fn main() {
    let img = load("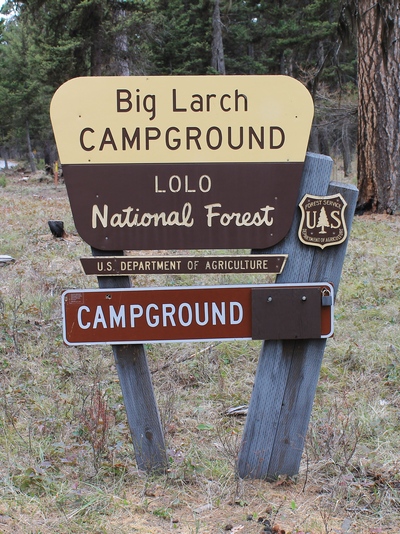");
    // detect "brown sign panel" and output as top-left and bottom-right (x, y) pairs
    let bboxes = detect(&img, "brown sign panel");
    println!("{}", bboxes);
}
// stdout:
(298, 193), (348, 249)
(63, 162), (303, 250)
(62, 283), (334, 345)
(80, 254), (288, 276)
(251, 286), (322, 340)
